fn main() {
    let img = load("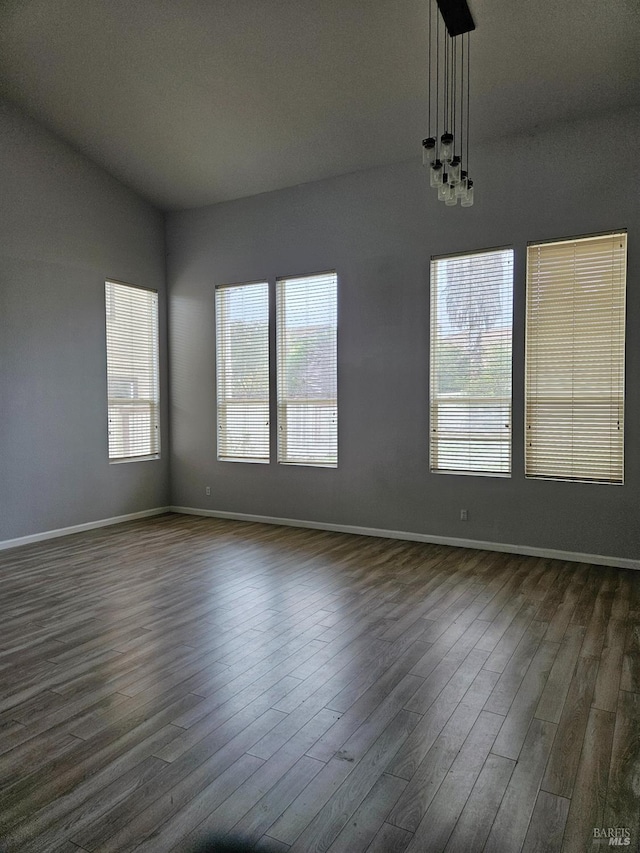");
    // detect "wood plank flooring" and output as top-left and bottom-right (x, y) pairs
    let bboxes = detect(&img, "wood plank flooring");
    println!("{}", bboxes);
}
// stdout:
(0, 513), (638, 853)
